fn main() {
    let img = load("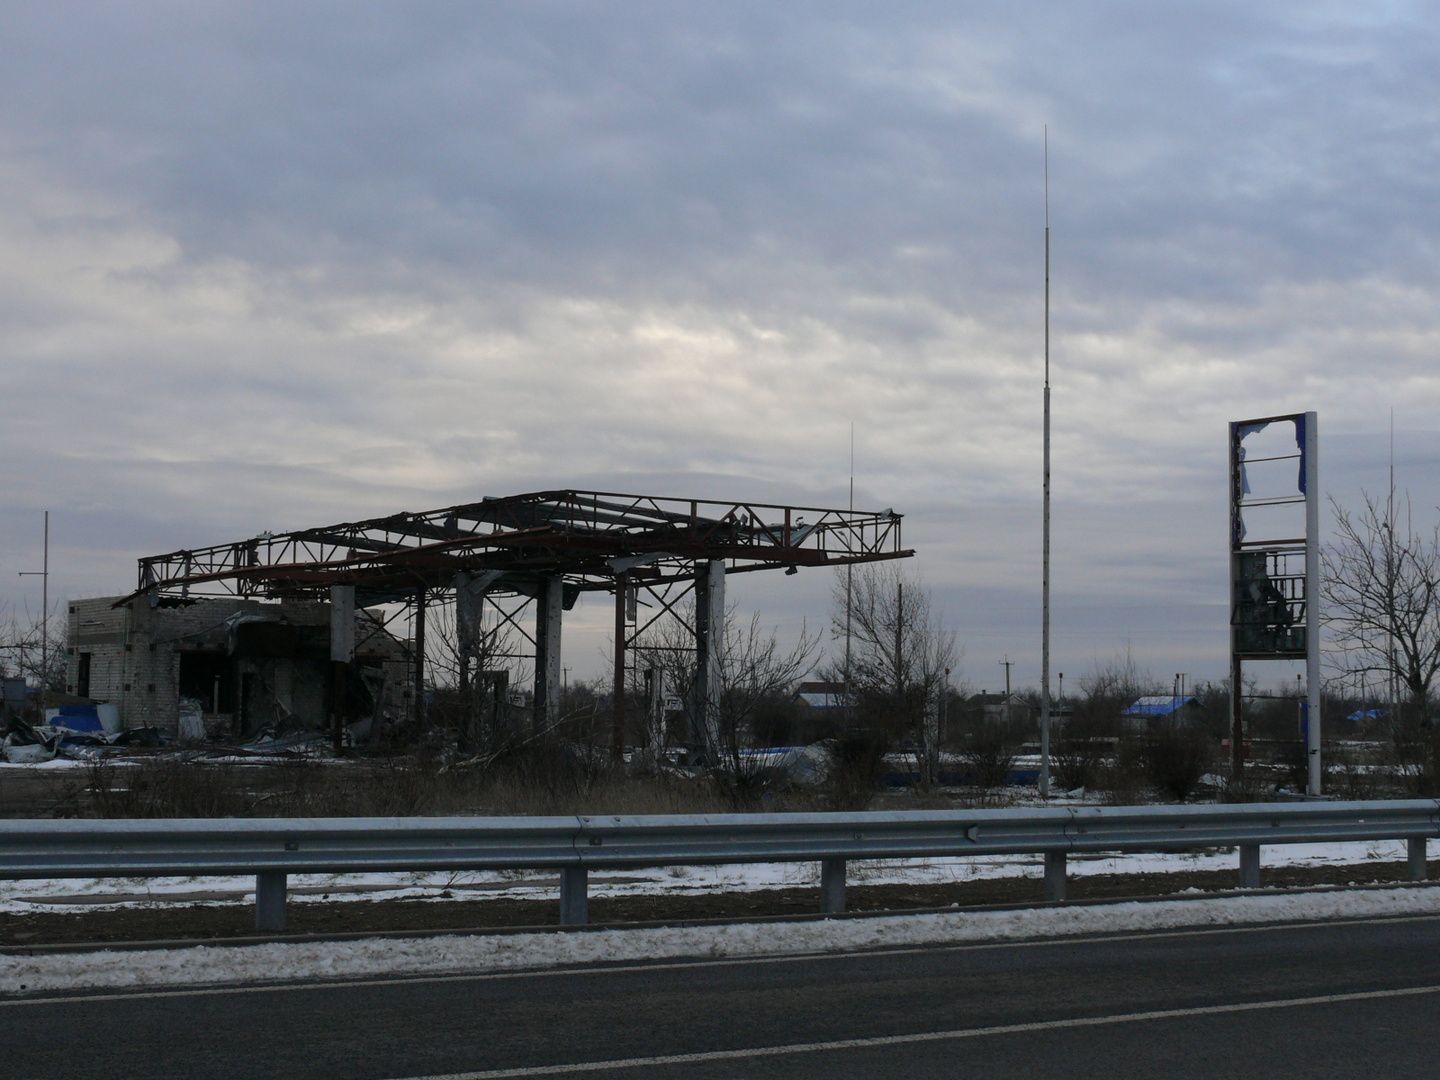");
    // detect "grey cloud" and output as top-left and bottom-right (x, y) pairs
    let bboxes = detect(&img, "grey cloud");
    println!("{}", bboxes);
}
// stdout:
(3, 2), (1439, 685)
